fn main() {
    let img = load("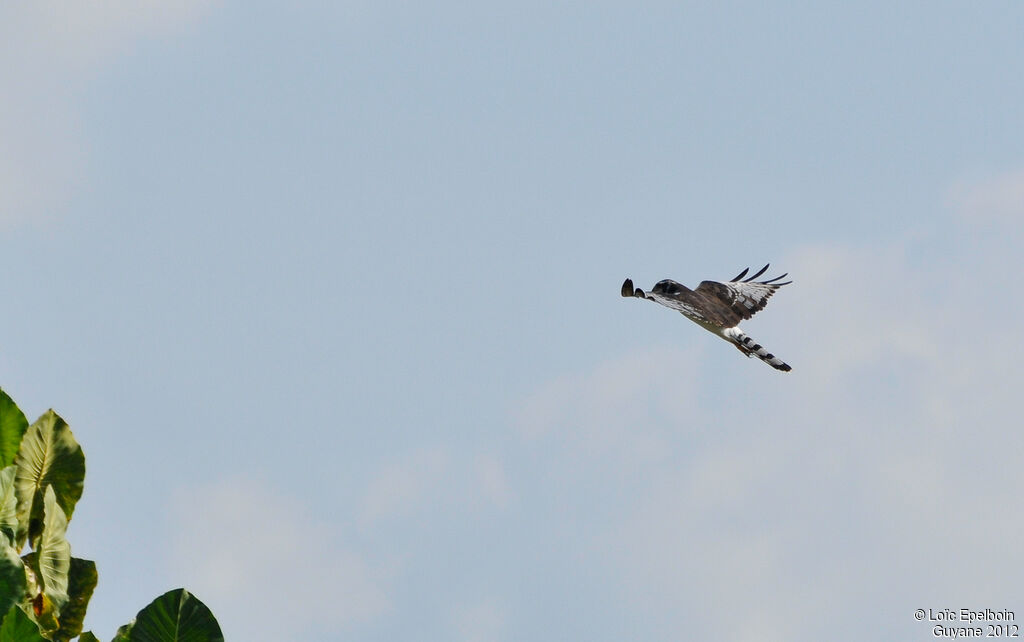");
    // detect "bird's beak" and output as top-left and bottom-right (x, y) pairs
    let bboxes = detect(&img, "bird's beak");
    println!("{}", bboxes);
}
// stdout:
(621, 279), (635, 297)
(621, 279), (646, 299)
